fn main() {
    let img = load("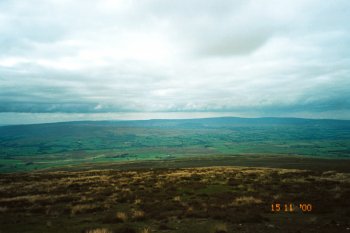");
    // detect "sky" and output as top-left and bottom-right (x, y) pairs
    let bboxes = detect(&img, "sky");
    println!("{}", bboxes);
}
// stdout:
(0, 0), (350, 124)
